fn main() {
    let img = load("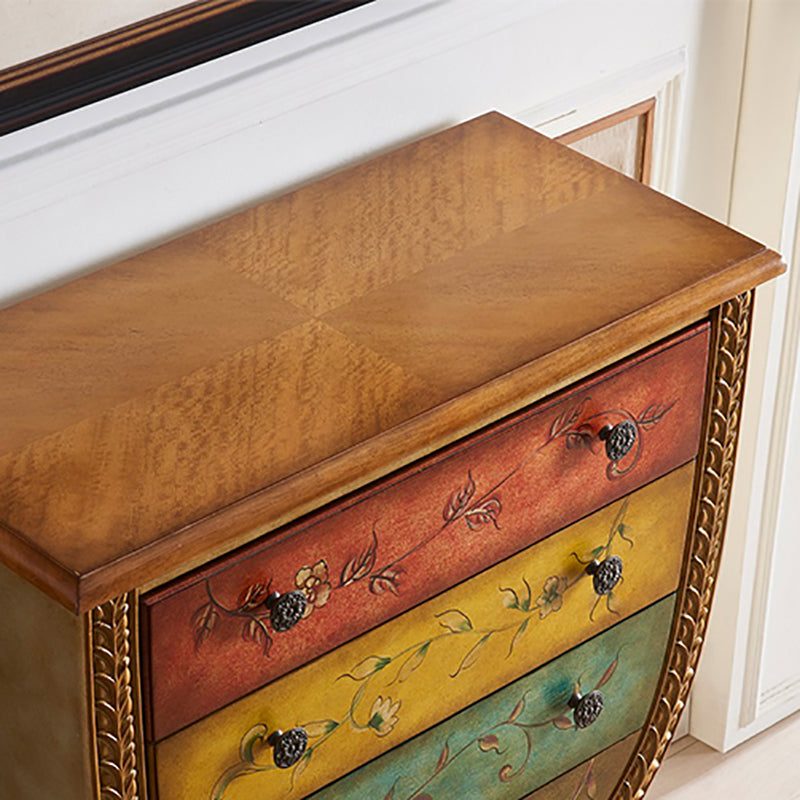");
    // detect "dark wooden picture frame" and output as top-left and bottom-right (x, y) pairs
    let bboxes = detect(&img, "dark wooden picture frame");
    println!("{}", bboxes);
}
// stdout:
(0, 0), (375, 138)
